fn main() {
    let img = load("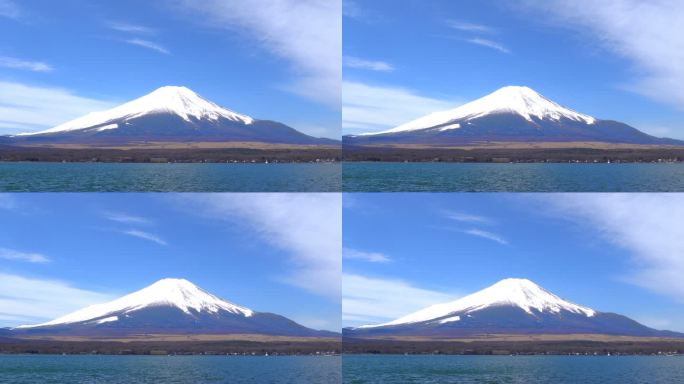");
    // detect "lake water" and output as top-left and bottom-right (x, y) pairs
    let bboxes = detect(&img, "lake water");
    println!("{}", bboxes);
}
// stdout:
(0, 163), (340, 192)
(0, 355), (341, 383)
(343, 355), (684, 383)
(343, 162), (684, 192)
